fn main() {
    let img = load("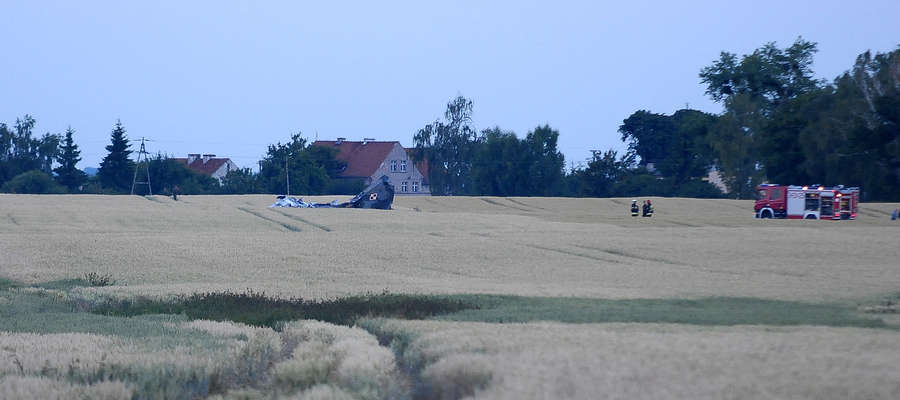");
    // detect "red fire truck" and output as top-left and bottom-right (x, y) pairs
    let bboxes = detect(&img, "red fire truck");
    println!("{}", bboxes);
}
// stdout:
(755, 184), (859, 220)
